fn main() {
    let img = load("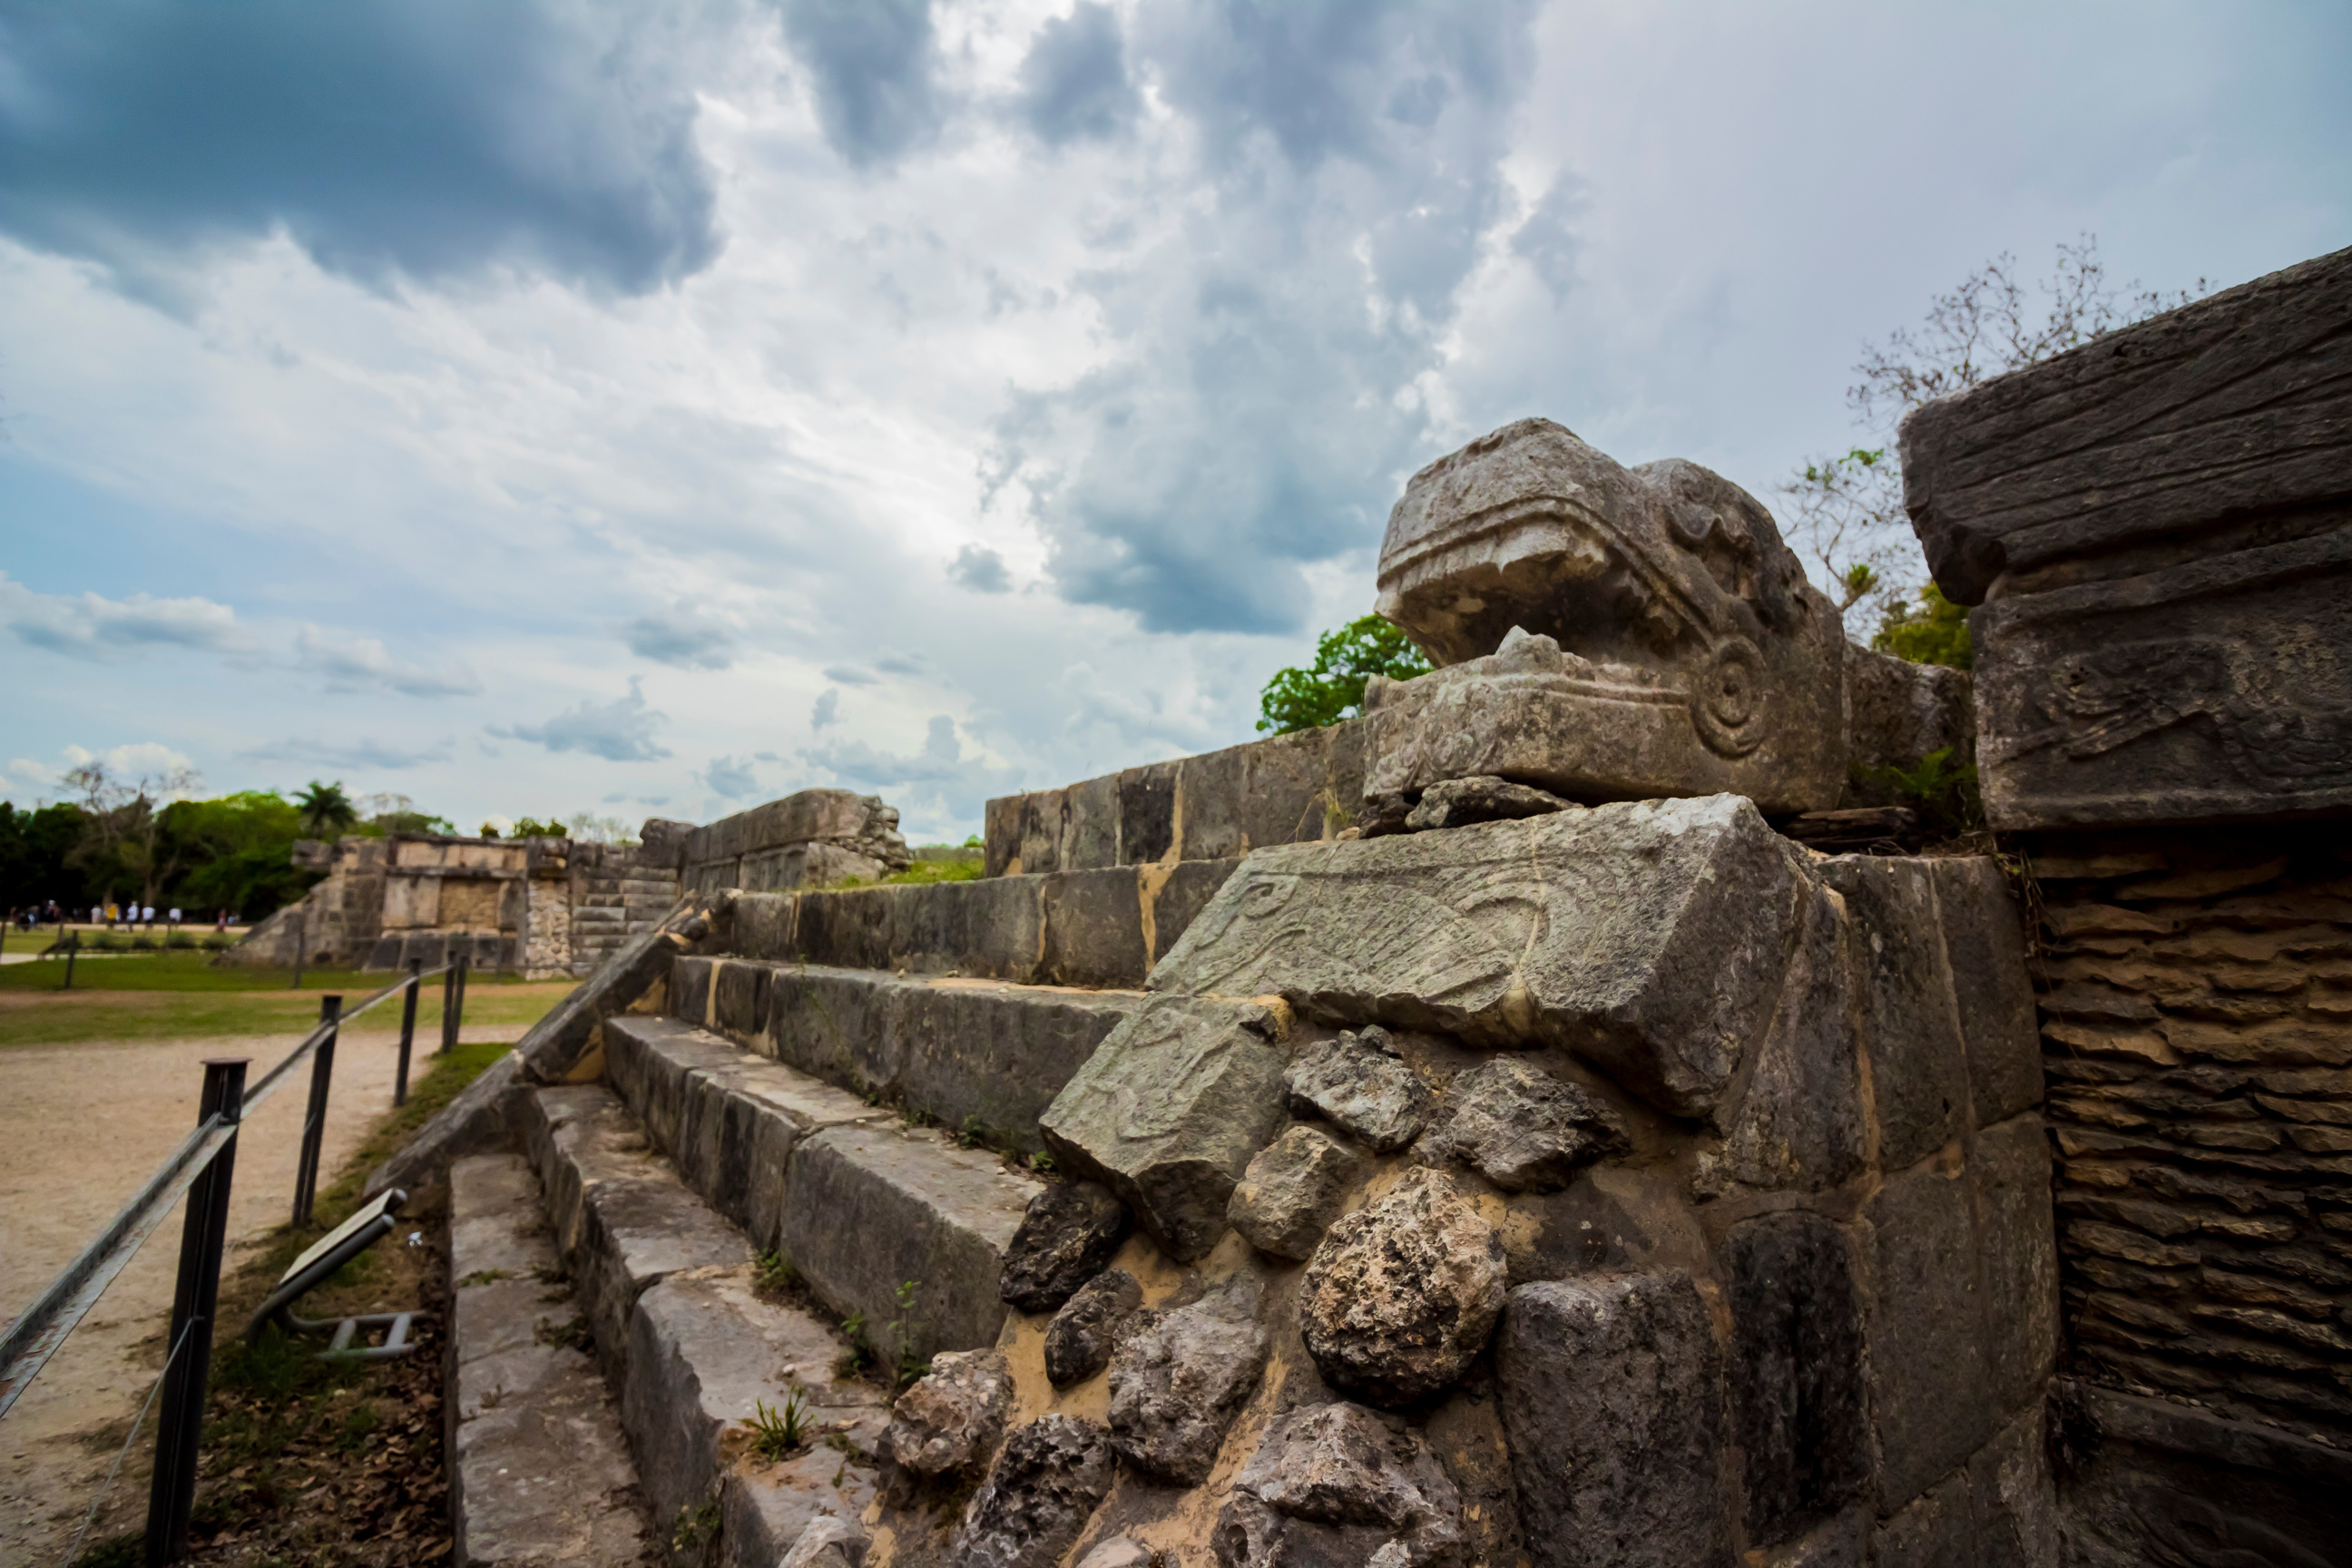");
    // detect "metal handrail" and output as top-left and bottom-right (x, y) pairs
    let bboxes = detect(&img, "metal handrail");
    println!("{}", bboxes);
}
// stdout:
(0, 960), (458, 1423)
(240, 964), (450, 1114)
(0, 1115), (238, 1420)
